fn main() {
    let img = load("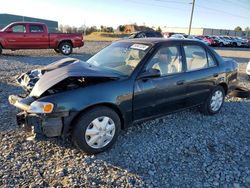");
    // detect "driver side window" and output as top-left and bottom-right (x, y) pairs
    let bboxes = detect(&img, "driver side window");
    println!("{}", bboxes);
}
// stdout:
(11, 25), (26, 33)
(146, 46), (182, 76)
